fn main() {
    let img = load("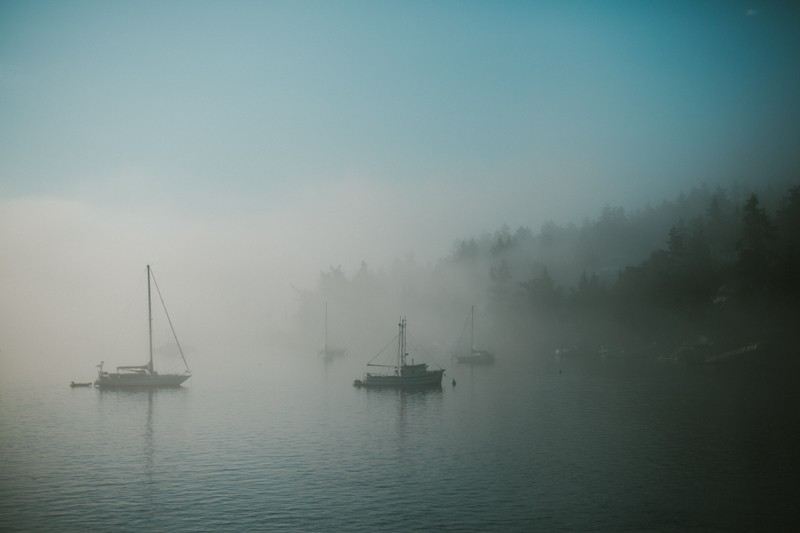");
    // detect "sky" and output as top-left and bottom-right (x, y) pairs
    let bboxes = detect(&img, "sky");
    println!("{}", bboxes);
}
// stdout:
(1, 1), (799, 380)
